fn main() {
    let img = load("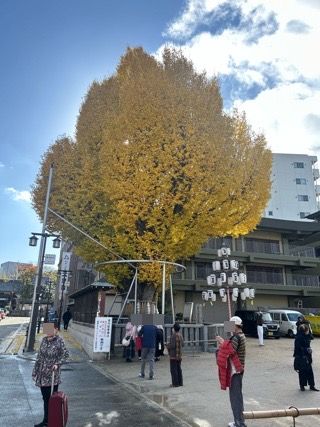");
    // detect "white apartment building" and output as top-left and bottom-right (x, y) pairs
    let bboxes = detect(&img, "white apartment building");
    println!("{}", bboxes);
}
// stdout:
(264, 153), (320, 221)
